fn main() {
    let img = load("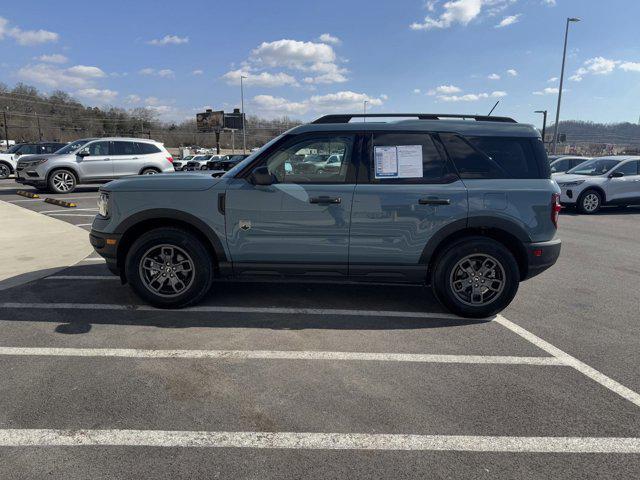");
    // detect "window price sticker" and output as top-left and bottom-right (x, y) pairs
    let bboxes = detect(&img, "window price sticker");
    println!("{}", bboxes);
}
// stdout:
(374, 145), (423, 178)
